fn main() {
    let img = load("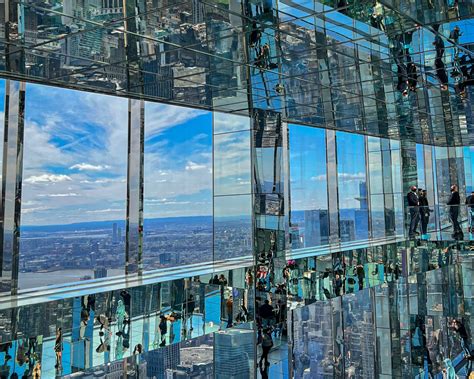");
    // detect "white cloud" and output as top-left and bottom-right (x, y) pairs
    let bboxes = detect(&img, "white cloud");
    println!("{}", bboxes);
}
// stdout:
(70, 163), (111, 171)
(185, 161), (207, 171)
(24, 174), (72, 184)
(145, 103), (207, 137)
